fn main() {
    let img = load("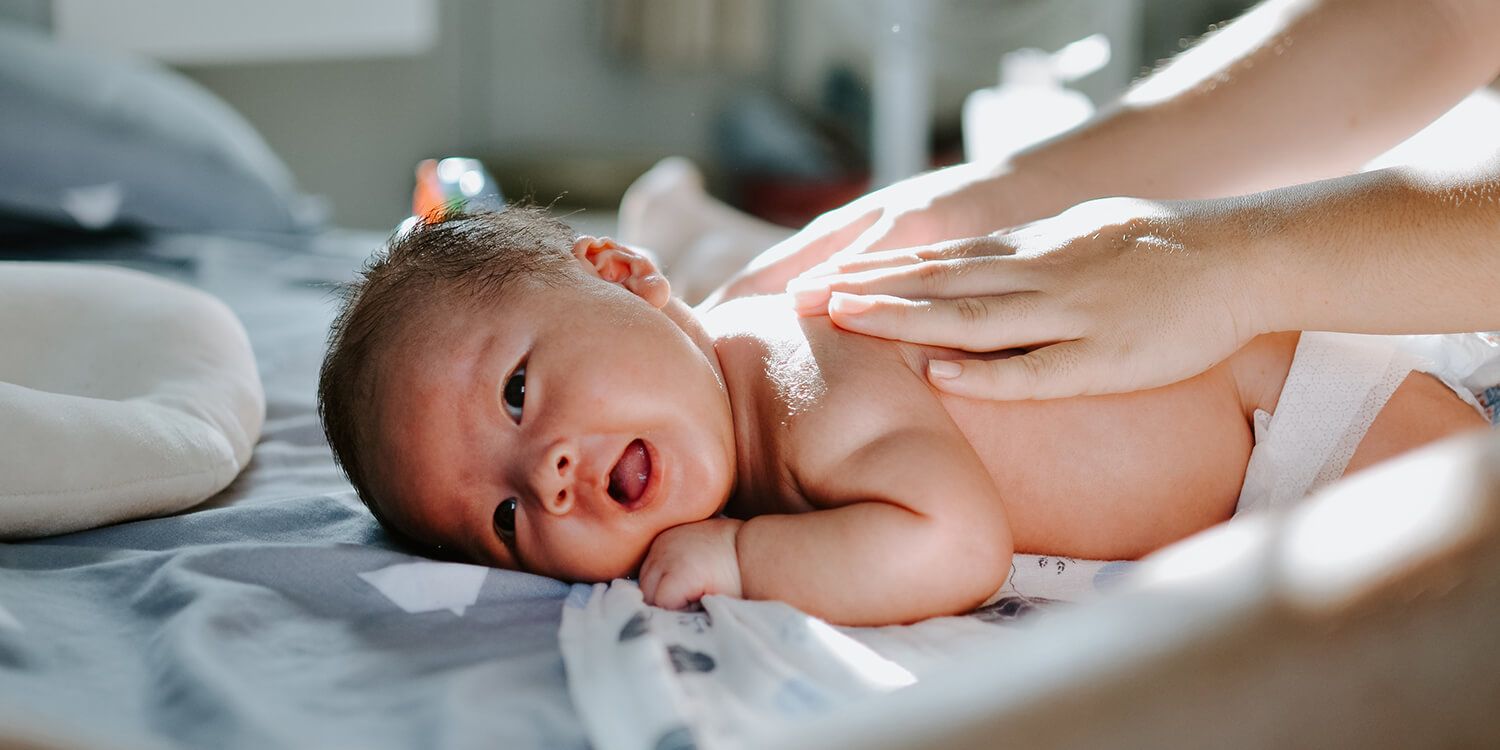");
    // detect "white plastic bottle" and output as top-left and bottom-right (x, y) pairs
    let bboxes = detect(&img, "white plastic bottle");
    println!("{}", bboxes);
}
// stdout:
(962, 34), (1107, 165)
